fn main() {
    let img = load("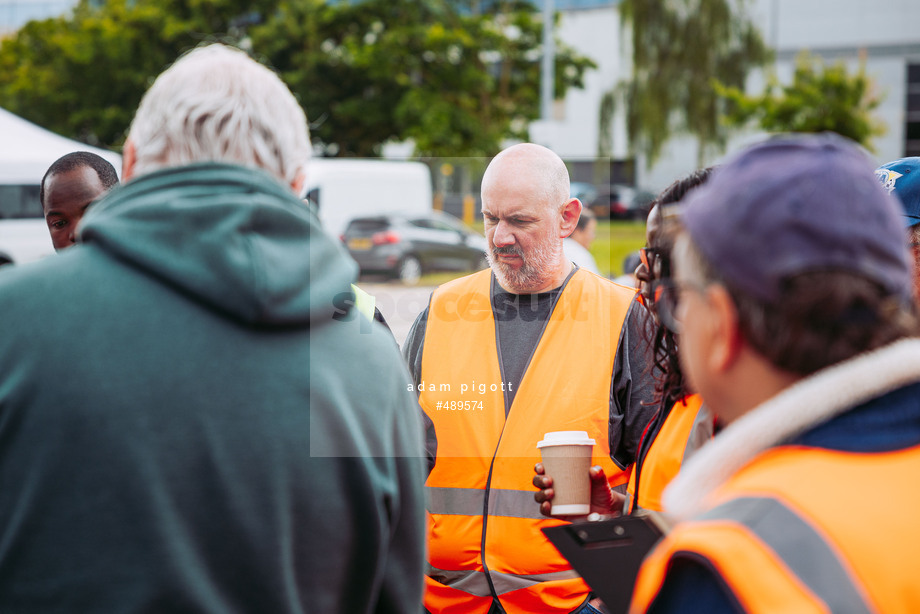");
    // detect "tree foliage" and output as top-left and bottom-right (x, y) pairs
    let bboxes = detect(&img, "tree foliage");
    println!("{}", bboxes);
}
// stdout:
(0, 0), (595, 157)
(250, 0), (594, 157)
(0, 0), (271, 146)
(619, 0), (771, 166)
(716, 51), (886, 151)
